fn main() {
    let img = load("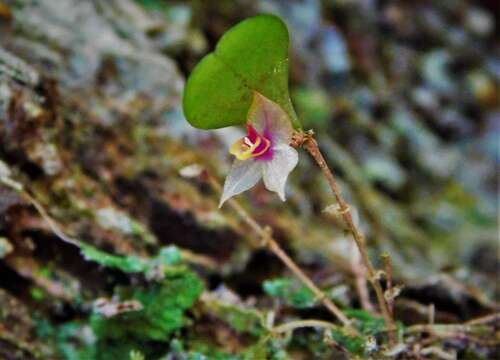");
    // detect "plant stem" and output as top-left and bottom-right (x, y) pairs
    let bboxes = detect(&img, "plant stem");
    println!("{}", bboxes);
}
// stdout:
(272, 319), (341, 334)
(466, 312), (500, 325)
(405, 323), (493, 337)
(381, 252), (394, 316)
(205, 173), (354, 330)
(353, 254), (374, 312)
(302, 135), (397, 344)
